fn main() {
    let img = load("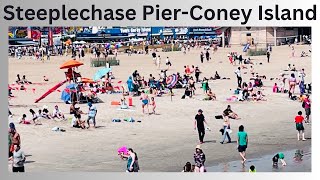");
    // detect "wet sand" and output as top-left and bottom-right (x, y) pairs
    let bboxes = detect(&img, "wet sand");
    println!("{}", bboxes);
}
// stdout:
(207, 147), (311, 172)
(8, 45), (311, 172)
